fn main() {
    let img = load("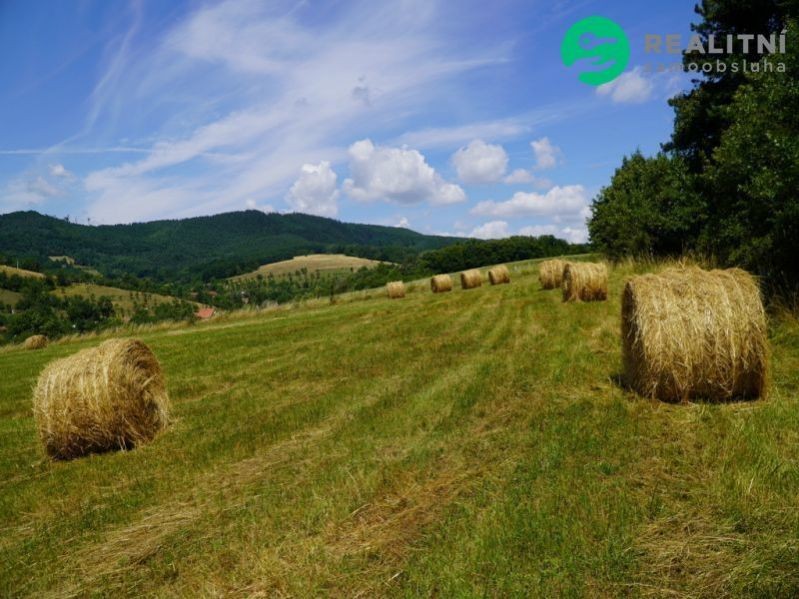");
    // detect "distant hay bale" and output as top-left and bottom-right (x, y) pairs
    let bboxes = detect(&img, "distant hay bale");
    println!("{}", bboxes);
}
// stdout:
(622, 267), (768, 402)
(460, 269), (483, 290)
(539, 259), (567, 289)
(386, 281), (406, 299)
(430, 274), (453, 293)
(562, 262), (608, 302)
(32, 338), (170, 460)
(24, 335), (48, 350)
(488, 265), (511, 285)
